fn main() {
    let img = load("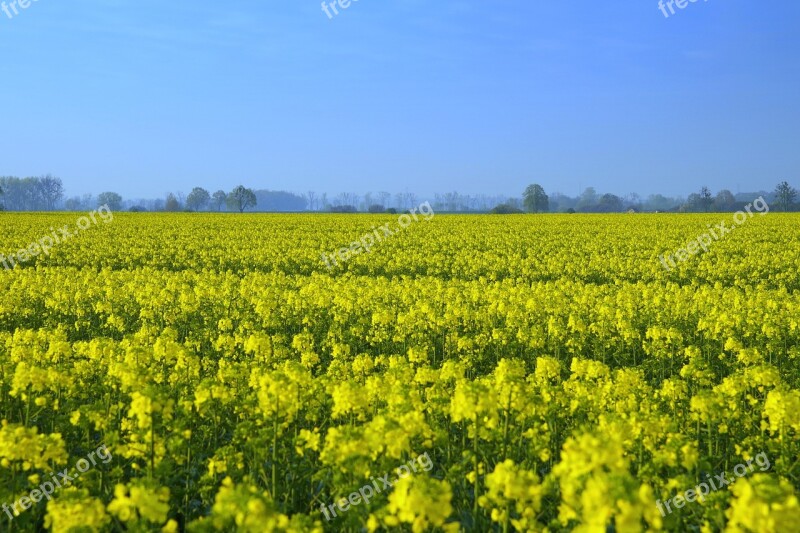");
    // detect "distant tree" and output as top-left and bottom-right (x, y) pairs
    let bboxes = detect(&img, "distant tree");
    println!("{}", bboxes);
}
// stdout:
(165, 193), (181, 212)
(442, 191), (464, 212)
(64, 197), (82, 211)
(503, 198), (522, 211)
(699, 187), (714, 212)
(330, 205), (358, 213)
(97, 192), (123, 211)
(475, 194), (490, 211)
(714, 190), (737, 211)
(597, 194), (624, 212)
(63, 194), (93, 211)
(393, 192), (405, 210)
(306, 191), (317, 211)
(39, 175), (64, 210)
(576, 187), (598, 212)
(645, 194), (677, 212)
(523, 184), (549, 213)
(775, 181), (797, 211)
(212, 190), (227, 211)
(684, 193), (703, 213)
(129, 205), (148, 212)
(186, 187), (211, 211)
(0, 177), (28, 210)
(623, 193), (642, 211)
(362, 192), (374, 211)
(252, 190), (307, 212)
(21, 177), (45, 209)
(490, 203), (524, 214)
(368, 204), (386, 213)
(227, 185), (257, 213)
(334, 193), (360, 209)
